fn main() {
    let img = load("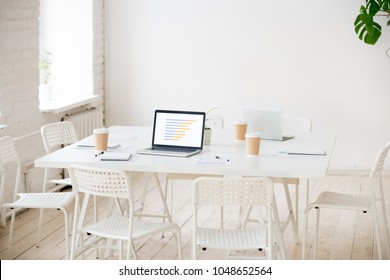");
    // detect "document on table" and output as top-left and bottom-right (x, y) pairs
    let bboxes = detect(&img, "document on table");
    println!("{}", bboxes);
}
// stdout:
(98, 151), (132, 161)
(193, 155), (231, 166)
(277, 148), (326, 156)
(76, 138), (121, 149)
